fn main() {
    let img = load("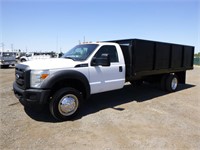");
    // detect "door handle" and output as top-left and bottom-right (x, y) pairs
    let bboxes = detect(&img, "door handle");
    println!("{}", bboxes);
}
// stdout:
(119, 66), (123, 72)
